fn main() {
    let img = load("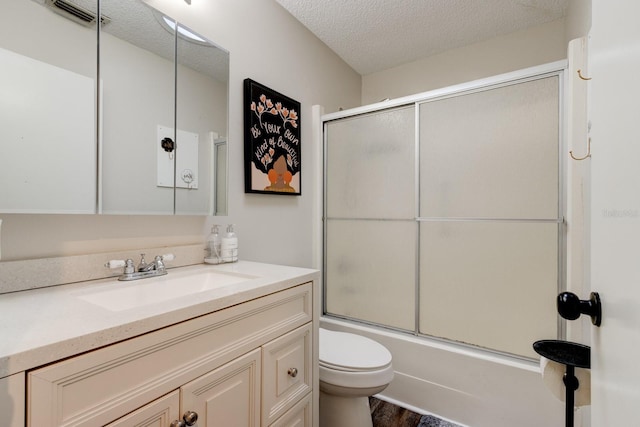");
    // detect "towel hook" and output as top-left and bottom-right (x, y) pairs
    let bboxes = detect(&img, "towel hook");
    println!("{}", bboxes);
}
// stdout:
(577, 69), (592, 81)
(570, 137), (591, 161)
